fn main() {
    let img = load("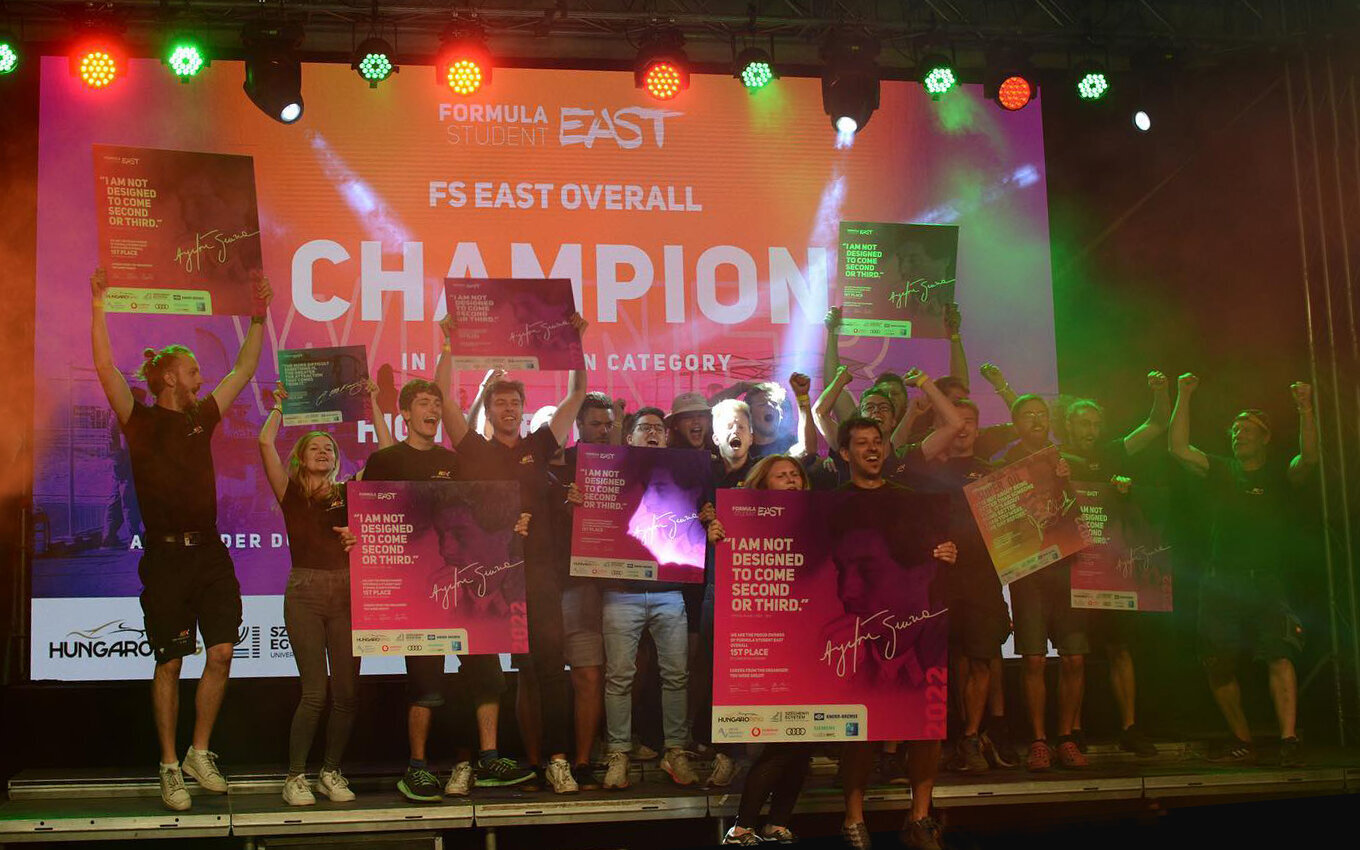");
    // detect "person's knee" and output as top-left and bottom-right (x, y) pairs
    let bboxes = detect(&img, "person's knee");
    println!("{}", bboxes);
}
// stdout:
(1060, 654), (1085, 672)
(298, 680), (329, 711)
(204, 643), (234, 670)
(1202, 655), (1236, 686)
(1268, 657), (1295, 678)
(1022, 655), (1046, 674)
(574, 665), (603, 690)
